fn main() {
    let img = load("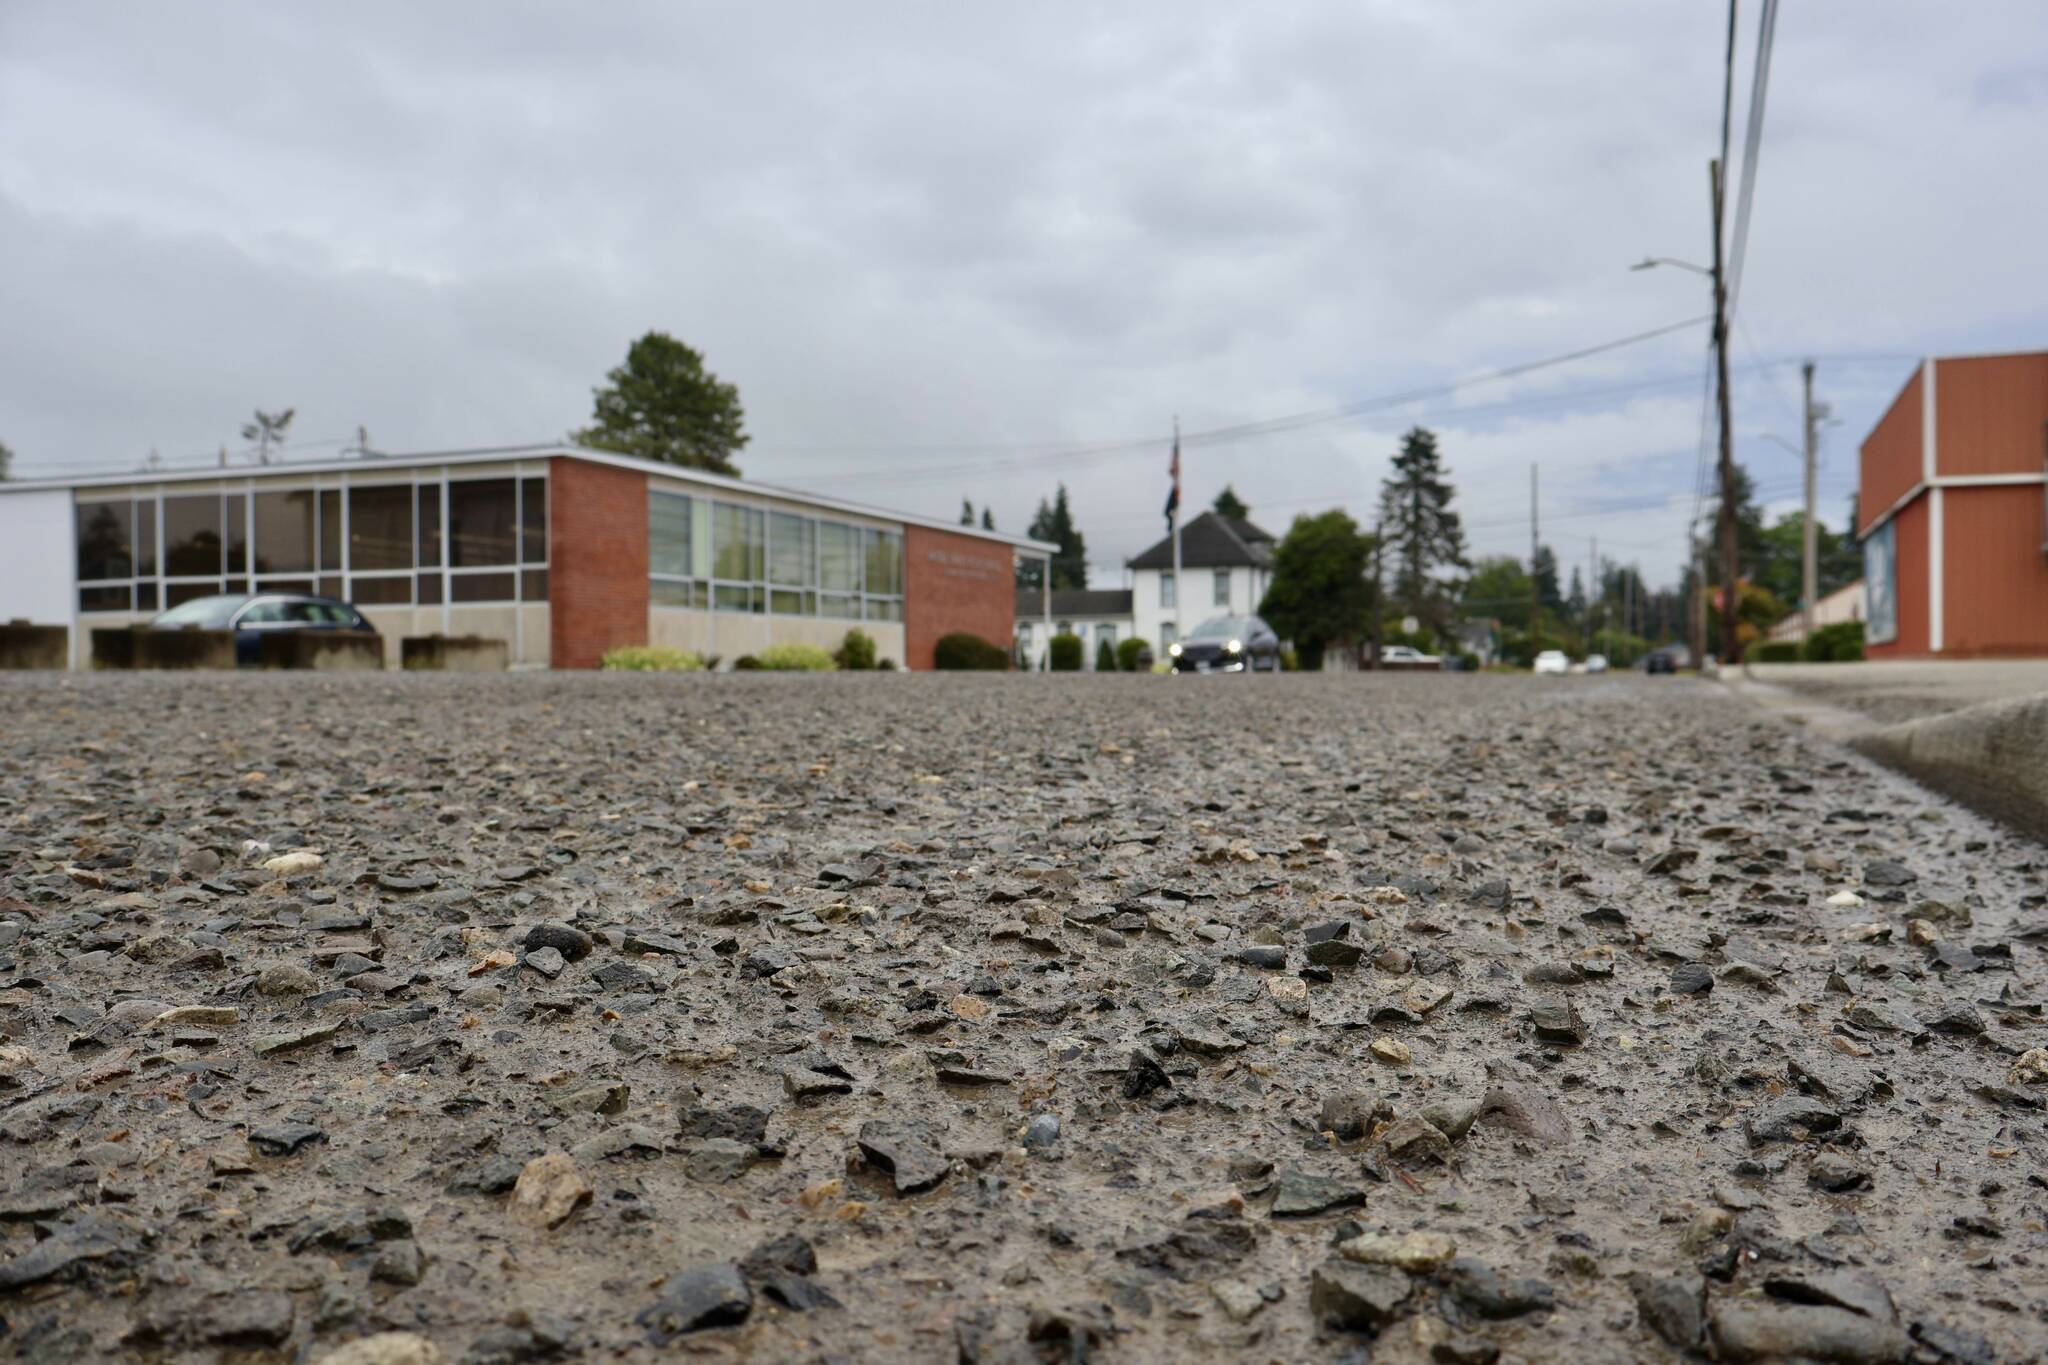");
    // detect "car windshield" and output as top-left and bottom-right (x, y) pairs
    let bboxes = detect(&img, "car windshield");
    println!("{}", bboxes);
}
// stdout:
(152, 595), (248, 629)
(1187, 616), (1249, 640)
